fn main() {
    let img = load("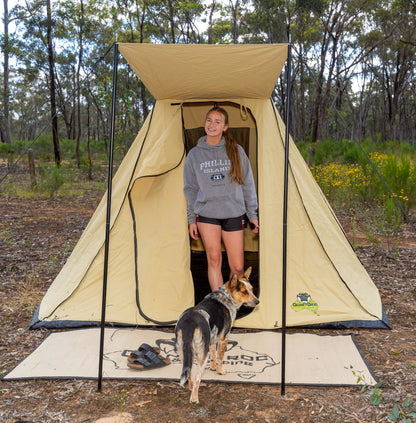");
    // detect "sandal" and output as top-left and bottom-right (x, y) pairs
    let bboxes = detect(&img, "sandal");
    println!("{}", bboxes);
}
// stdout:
(127, 349), (171, 370)
(128, 343), (161, 364)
